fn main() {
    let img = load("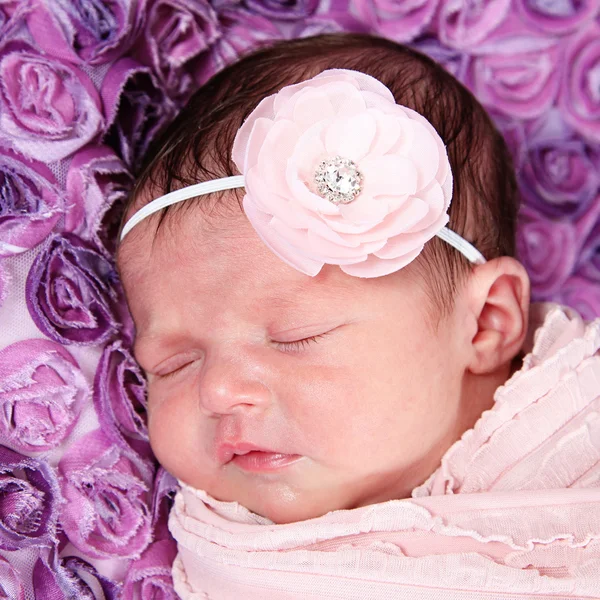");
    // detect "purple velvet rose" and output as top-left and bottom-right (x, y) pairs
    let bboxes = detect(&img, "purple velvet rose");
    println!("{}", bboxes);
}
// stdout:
(122, 539), (178, 600)
(244, 0), (319, 20)
(27, 0), (140, 65)
(0, 339), (89, 453)
(0, 445), (60, 551)
(0, 149), (62, 258)
(60, 556), (120, 600)
(516, 206), (578, 298)
(136, 0), (221, 99)
(520, 112), (600, 219)
(0, 41), (104, 162)
(94, 340), (149, 457)
(26, 233), (122, 345)
(469, 43), (561, 119)
(0, 555), (25, 599)
(209, 7), (281, 71)
(515, 0), (599, 36)
(59, 429), (153, 559)
(65, 145), (133, 255)
(556, 274), (600, 320)
(351, 0), (439, 42)
(560, 23), (600, 142)
(437, 0), (511, 50)
(102, 58), (177, 170)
